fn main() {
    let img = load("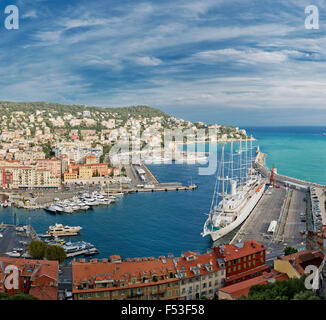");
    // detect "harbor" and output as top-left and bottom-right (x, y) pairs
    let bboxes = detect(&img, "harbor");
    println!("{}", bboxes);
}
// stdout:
(6, 162), (197, 212)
